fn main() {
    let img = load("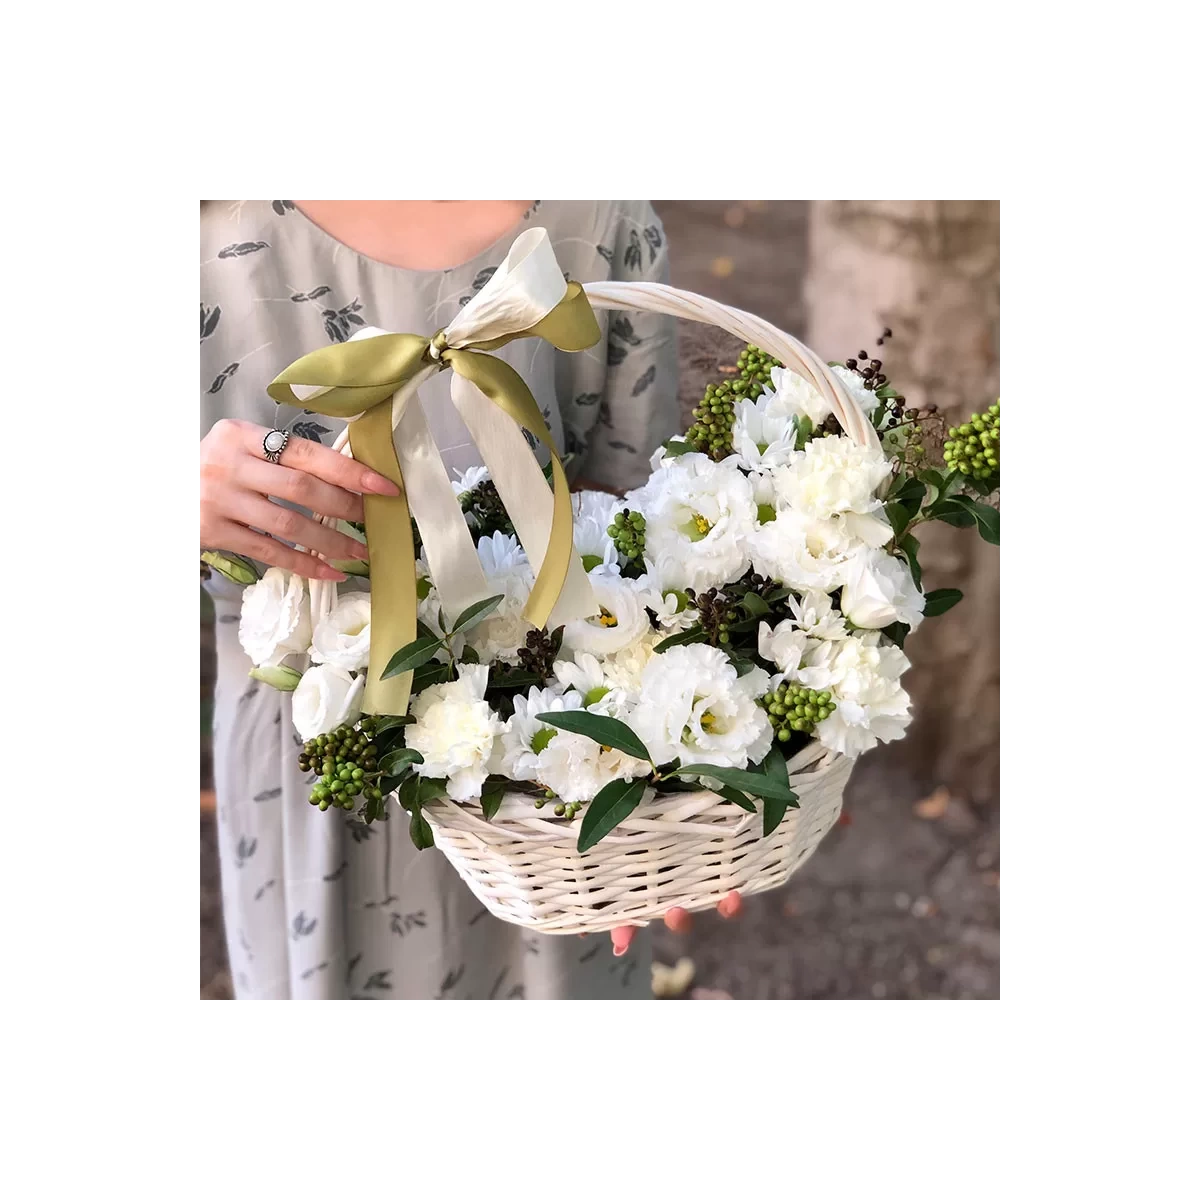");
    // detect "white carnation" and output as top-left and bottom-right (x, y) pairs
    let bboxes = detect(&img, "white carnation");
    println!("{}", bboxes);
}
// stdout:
(493, 684), (581, 781)
(763, 365), (834, 427)
(627, 454), (757, 592)
(830, 364), (885, 418)
(840, 547), (925, 632)
(238, 568), (311, 667)
(730, 393), (796, 473)
(291, 663), (364, 741)
(309, 592), (371, 672)
(629, 643), (773, 770)
(408, 664), (504, 801)
(464, 532), (535, 664)
(771, 435), (891, 524)
(801, 632), (912, 757)
(562, 571), (651, 657)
